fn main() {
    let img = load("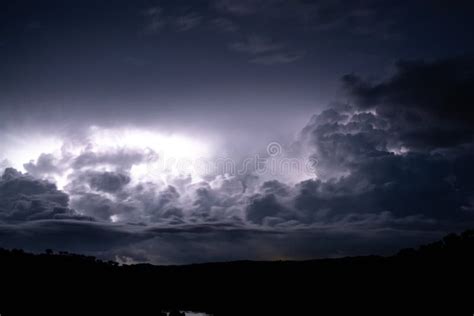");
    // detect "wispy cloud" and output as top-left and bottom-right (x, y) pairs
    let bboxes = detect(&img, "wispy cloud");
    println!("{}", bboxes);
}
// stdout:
(250, 52), (305, 65)
(142, 6), (165, 33)
(175, 13), (203, 32)
(142, 7), (204, 34)
(229, 35), (284, 55)
(228, 34), (304, 65)
(213, 0), (261, 16)
(212, 17), (239, 33)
